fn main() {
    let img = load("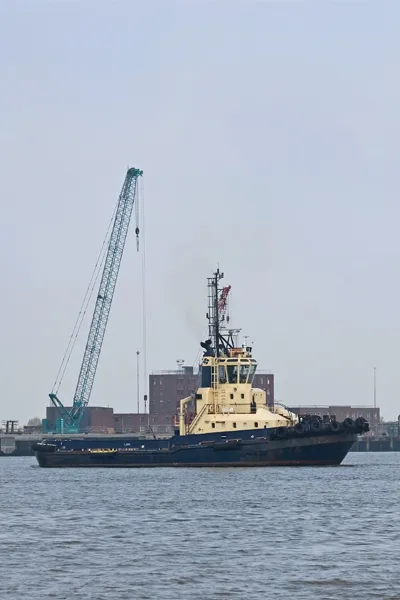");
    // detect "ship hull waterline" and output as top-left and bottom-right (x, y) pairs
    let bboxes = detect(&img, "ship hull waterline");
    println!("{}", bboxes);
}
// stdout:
(34, 432), (358, 468)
